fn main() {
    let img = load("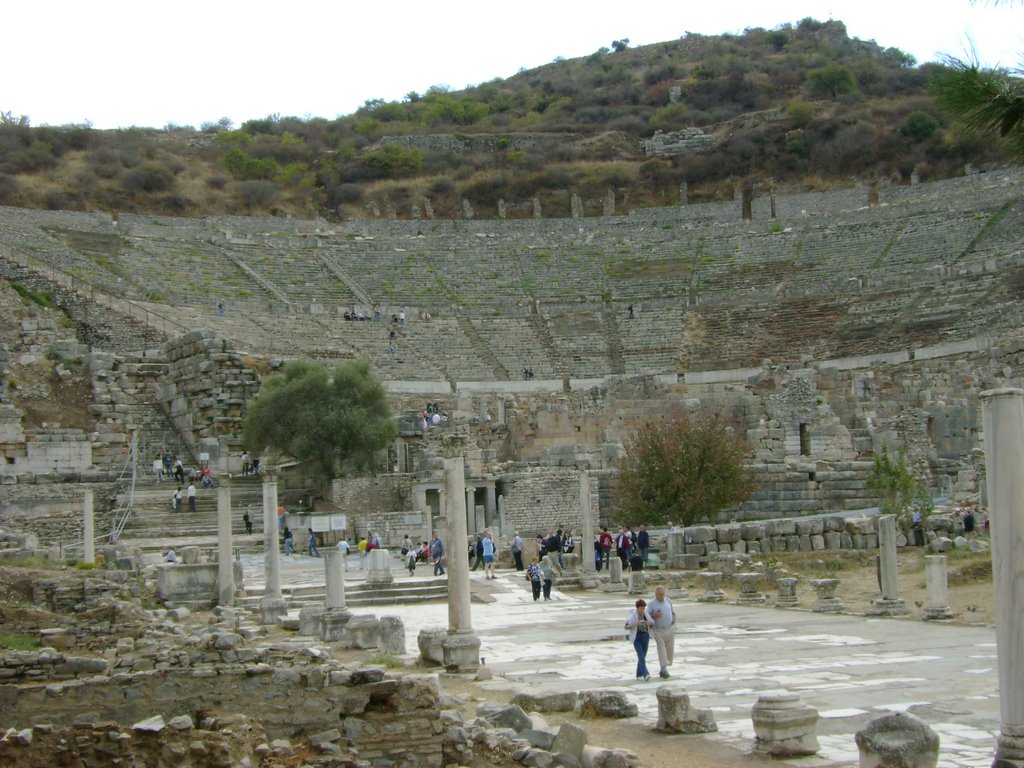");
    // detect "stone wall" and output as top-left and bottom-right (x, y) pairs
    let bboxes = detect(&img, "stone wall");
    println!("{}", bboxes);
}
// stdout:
(1, 661), (444, 766)
(499, 469), (584, 535)
(158, 331), (259, 470)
